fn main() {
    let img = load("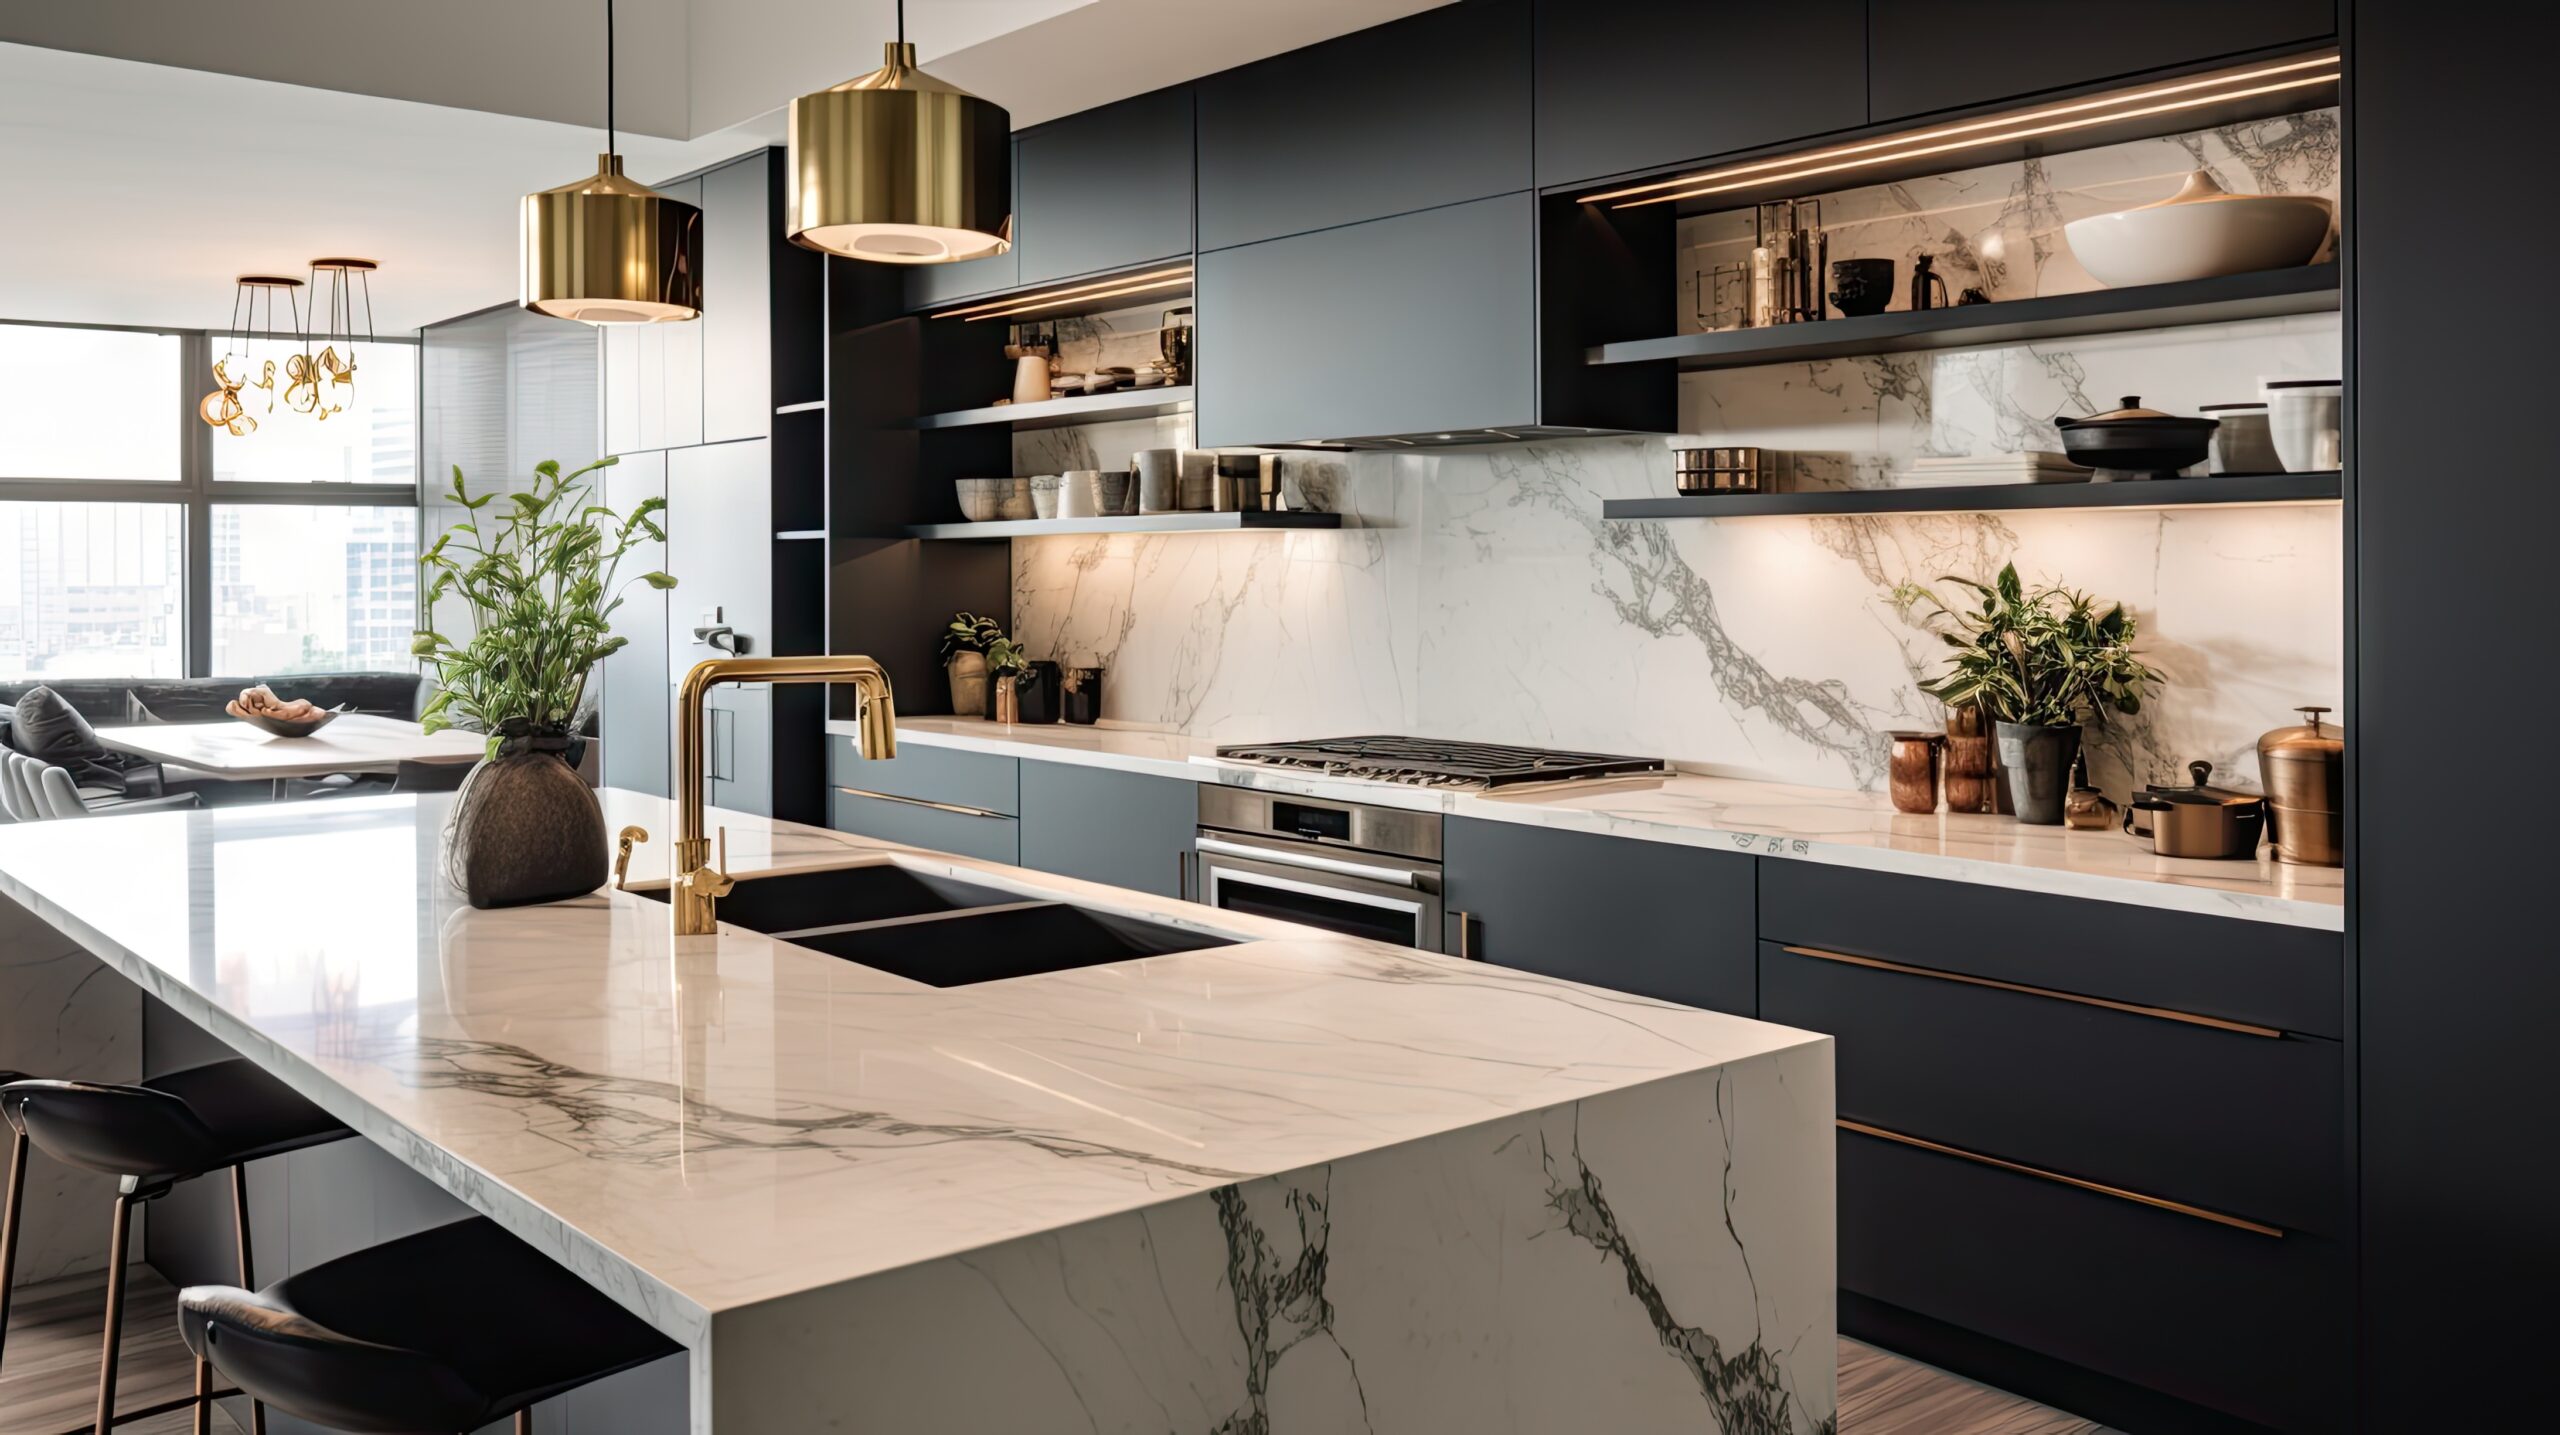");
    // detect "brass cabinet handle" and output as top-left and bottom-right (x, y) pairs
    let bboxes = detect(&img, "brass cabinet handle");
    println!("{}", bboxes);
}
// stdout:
(1451, 909), (1474, 960)
(834, 787), (1008, 820)
(1779, 944), (2283, 1039)
(1838, 1118), (2284, 1238)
